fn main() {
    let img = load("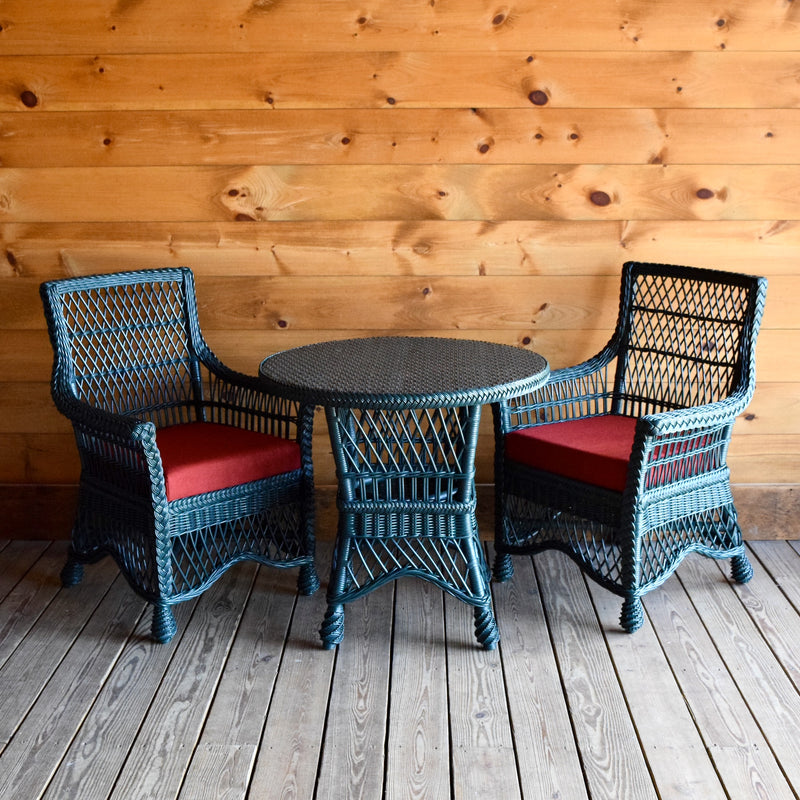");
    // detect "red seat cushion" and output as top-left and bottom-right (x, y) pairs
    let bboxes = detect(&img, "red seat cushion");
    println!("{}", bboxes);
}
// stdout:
(505, 415), (638, 493)
(156, 422), (301, 501)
